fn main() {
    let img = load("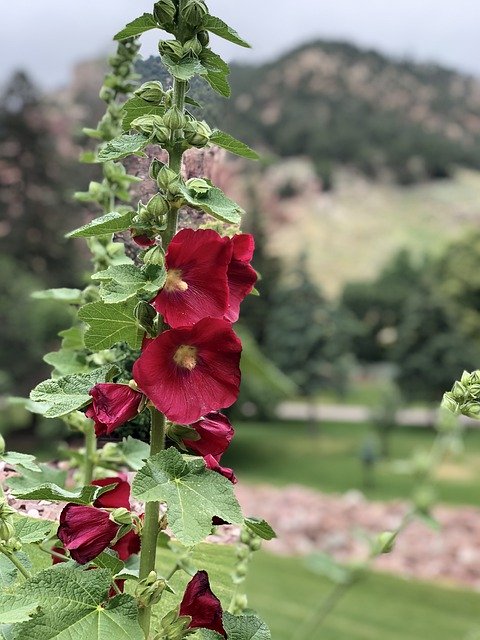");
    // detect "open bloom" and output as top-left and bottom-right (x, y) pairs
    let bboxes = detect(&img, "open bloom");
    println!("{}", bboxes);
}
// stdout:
(224, 233), (257, 323)
(57, 476), (140, 564)
(183, 412), (234, 459)
(151, 228), (232, 328)
(179, 570), (226, 637)
(204, 454), (237, 484)
(86, 383), (143, 437)
(133, 318), (242, 424)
